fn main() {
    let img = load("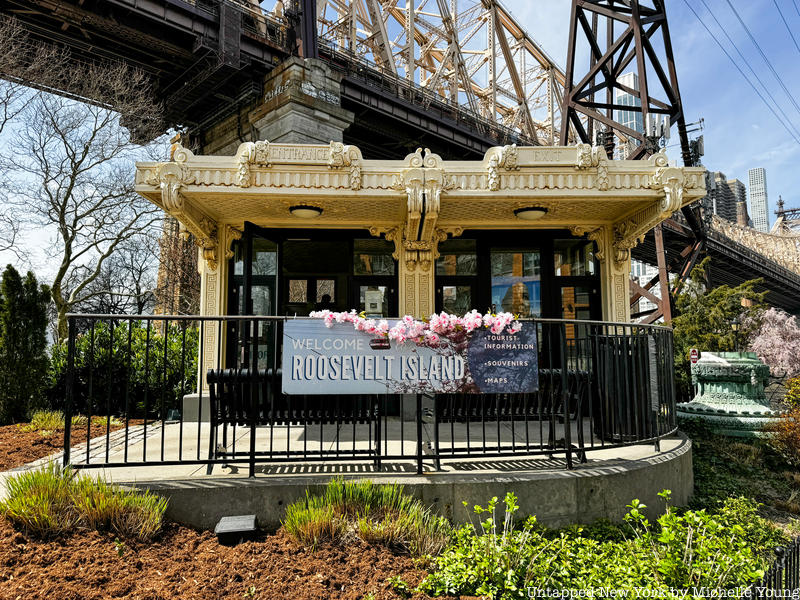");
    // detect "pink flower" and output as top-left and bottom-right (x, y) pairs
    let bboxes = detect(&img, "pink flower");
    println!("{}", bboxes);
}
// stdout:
(308, 309), (523, 346)
(425, 332), (441, 346)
